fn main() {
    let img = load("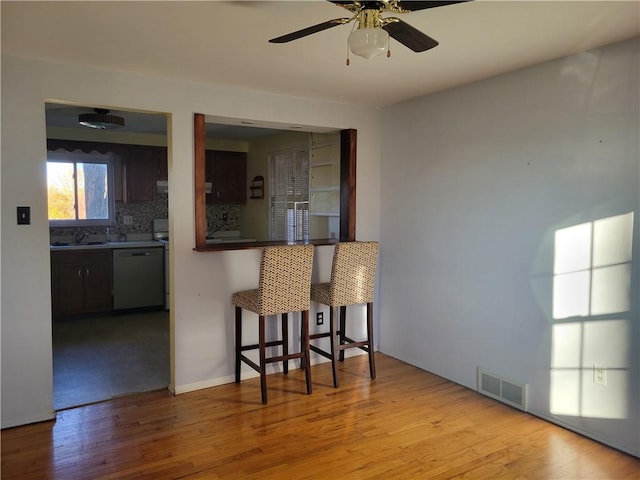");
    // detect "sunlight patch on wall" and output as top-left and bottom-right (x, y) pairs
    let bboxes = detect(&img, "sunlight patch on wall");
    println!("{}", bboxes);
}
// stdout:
(593, 213), (634, 266)
(553, 213), (633, 319)
(554, 222), (591, 273)
(550, 212), (633, 419)
(551, 319), (630, 418)
(553, 271), (590, 319)
(591, 264), (631, 315)
(582, 319), (630, 418)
